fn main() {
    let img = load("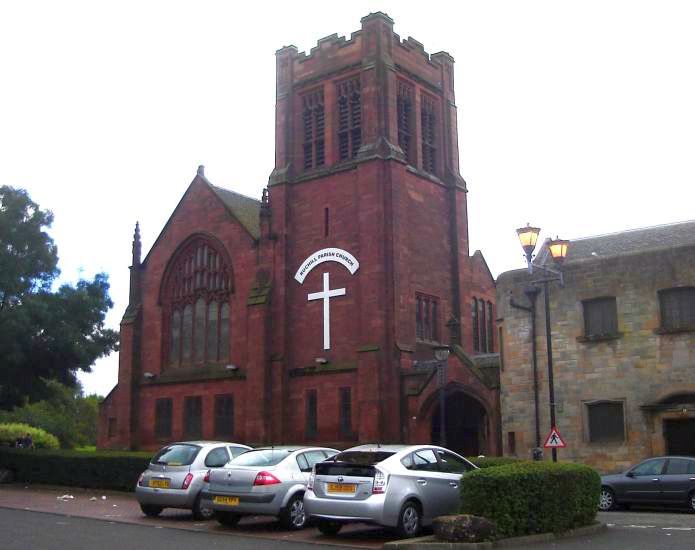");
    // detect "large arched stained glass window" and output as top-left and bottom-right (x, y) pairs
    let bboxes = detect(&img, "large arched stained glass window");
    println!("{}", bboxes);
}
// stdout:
(162, 236), (233, 367)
